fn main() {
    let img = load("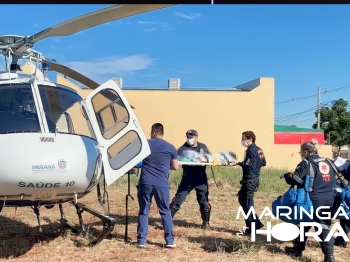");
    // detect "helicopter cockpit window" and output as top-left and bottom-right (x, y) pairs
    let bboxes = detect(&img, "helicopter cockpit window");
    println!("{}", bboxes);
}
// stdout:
(38, 84), (95, 139)
(0, 84), (41, 134)
(91, 88), (130, 140)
